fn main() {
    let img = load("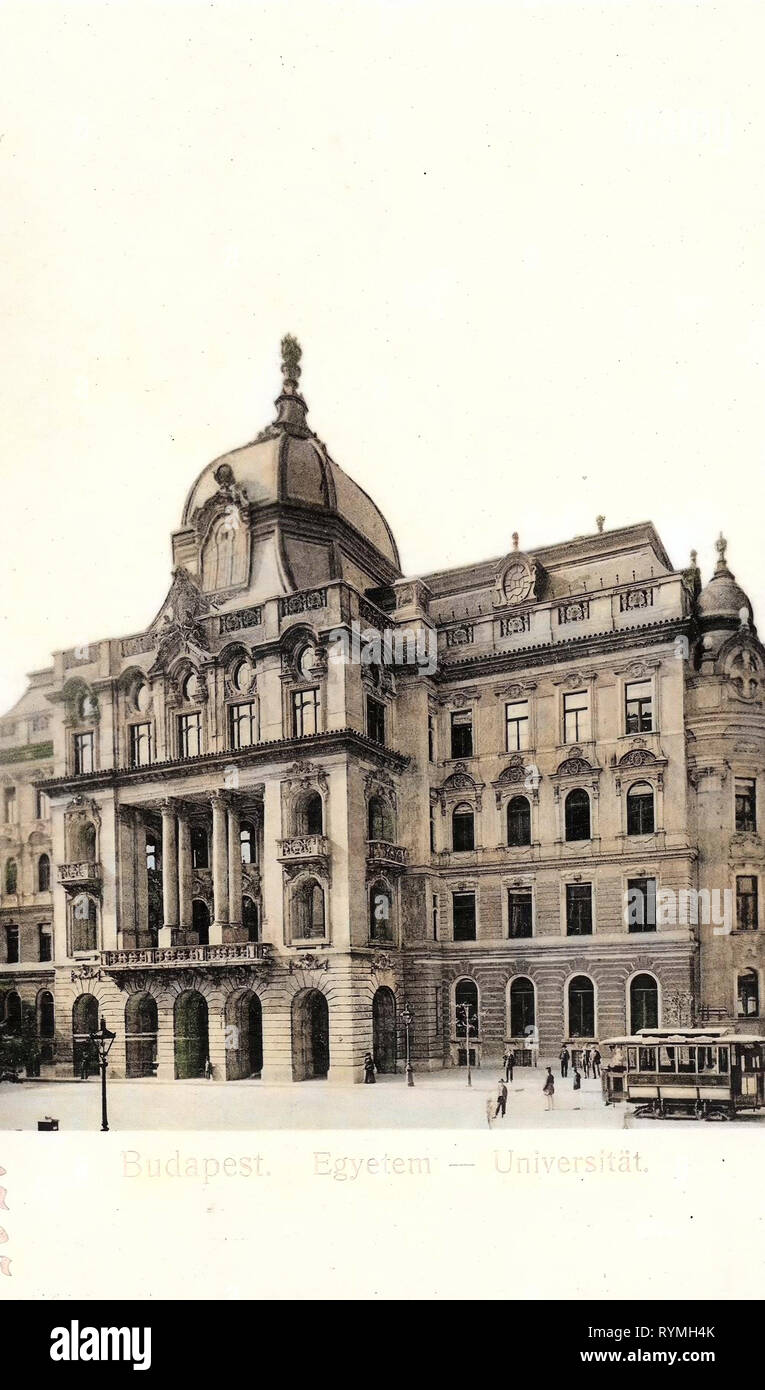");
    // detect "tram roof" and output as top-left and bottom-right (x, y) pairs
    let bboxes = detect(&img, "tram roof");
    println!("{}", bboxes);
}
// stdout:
(603, 1030), (765, 1046)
